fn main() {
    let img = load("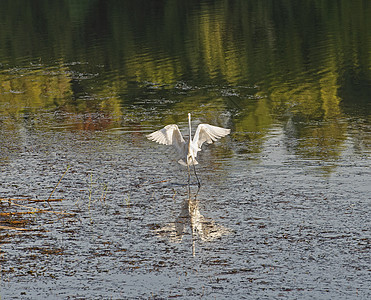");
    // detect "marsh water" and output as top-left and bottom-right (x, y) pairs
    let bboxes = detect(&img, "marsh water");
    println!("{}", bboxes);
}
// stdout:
(1, 1), (370, 299)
